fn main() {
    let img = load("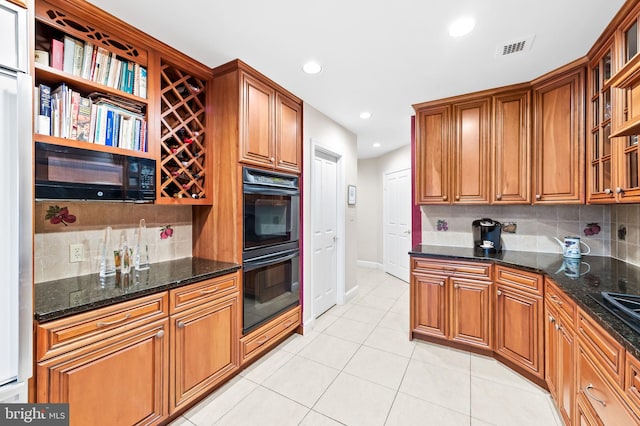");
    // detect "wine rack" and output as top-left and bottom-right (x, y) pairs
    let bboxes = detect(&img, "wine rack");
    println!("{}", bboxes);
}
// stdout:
(159, 62), (209, 203)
